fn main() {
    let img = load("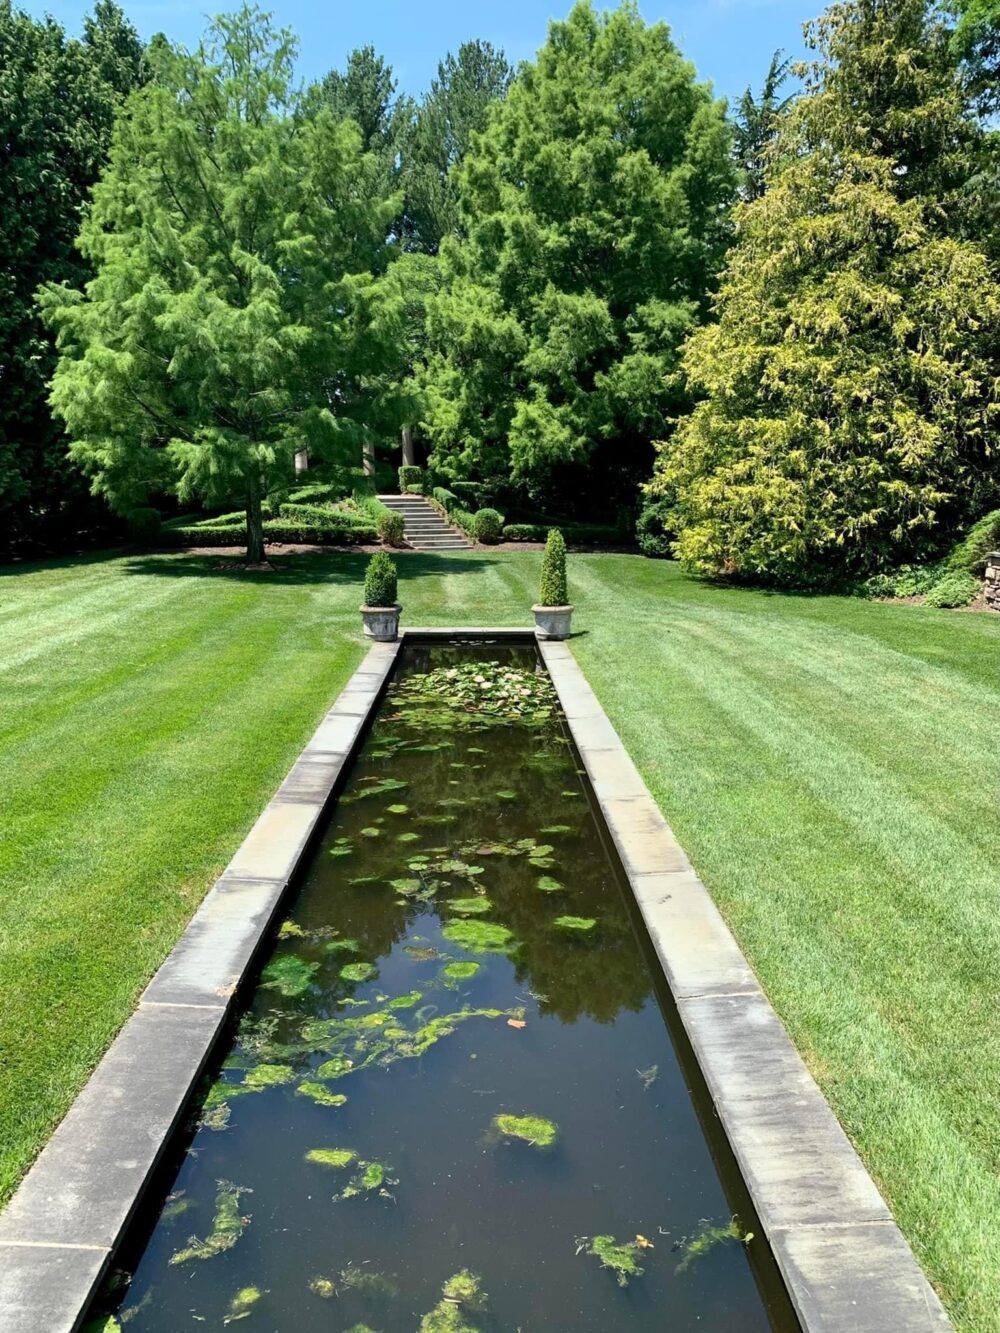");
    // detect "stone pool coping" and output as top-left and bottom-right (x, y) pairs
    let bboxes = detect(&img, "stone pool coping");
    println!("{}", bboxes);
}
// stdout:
(535, 637), (952, 1333)
(0, 628), (952, 1333)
